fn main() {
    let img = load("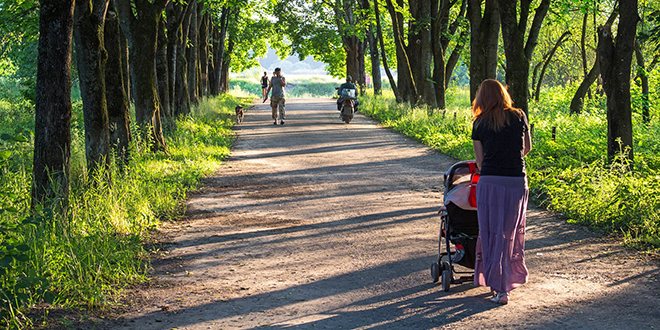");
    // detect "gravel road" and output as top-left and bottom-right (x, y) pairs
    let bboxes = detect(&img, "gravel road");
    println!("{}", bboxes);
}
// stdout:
(89, 98), (659, 330)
